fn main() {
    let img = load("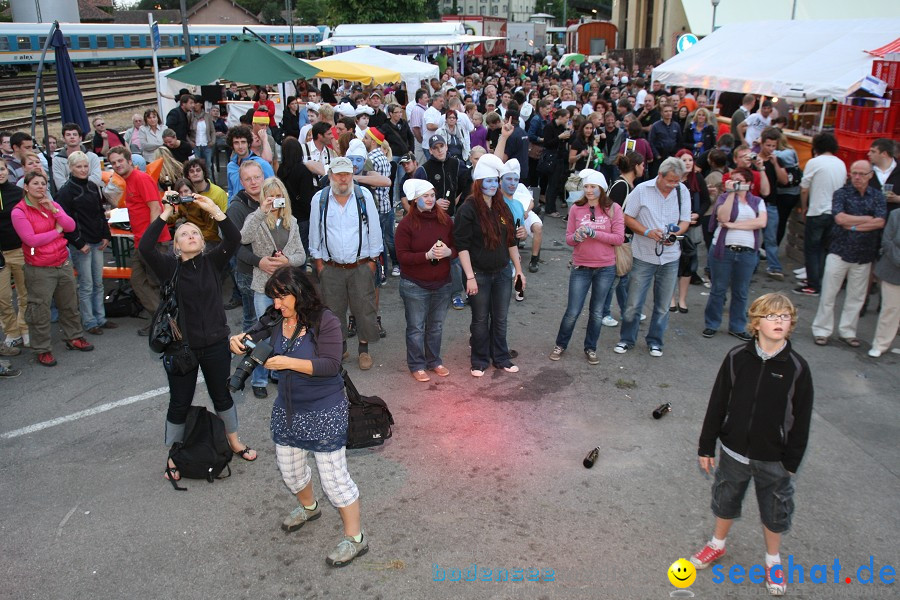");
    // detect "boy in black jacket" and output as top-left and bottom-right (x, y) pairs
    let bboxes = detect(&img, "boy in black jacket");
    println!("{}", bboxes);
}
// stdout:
(691, 293), (813, 596)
